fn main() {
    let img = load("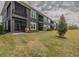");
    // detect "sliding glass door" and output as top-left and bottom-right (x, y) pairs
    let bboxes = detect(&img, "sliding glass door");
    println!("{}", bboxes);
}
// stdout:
(15, 20), (26, 32)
